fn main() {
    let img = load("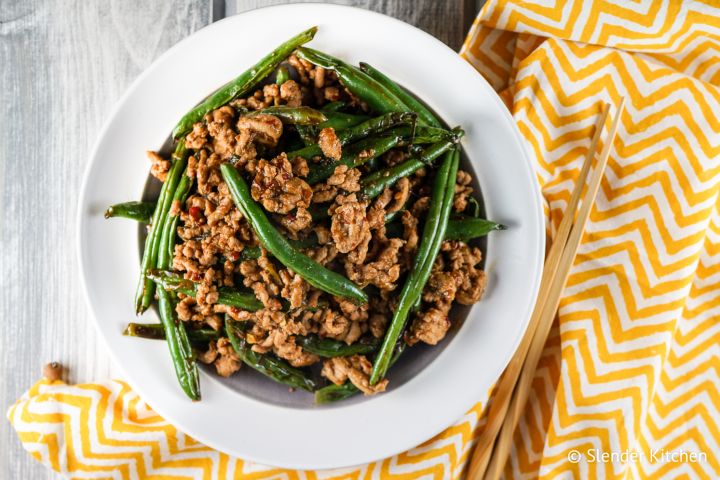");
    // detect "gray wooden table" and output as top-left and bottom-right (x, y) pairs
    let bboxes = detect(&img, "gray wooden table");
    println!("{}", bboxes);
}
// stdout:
(0, 1), (481, 477)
